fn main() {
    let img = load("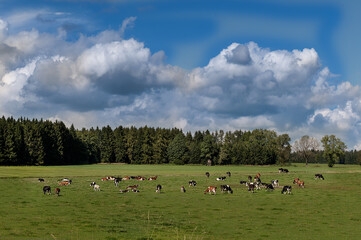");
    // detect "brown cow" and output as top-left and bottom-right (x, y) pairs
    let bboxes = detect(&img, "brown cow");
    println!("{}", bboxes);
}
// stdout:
(204, 186), (217, 195)
(126, 185), (139, 190)
(55, 188), (60, 196)
(148, 176), (158, 181)
(293, 178), (300, 184)
(58, 181), (70, 186)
